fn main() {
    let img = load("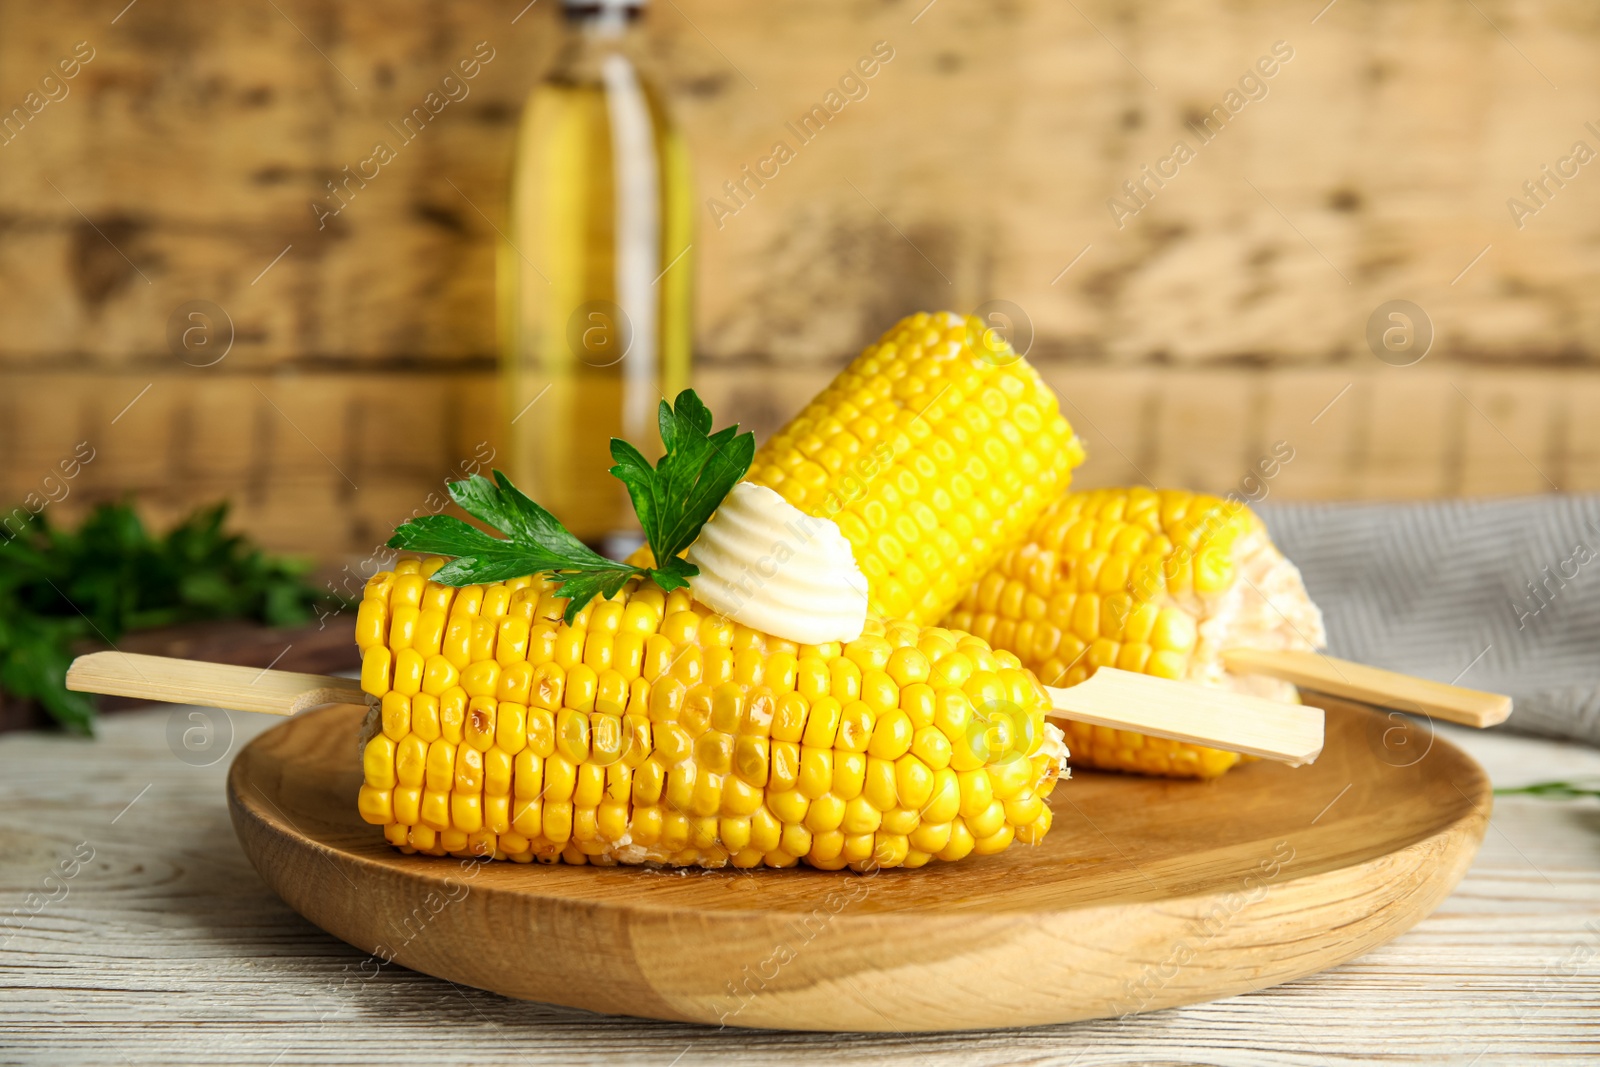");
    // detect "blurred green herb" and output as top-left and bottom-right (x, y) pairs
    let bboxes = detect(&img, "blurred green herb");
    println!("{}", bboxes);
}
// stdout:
(0, 501), (338, 735)
(1494, 780), (1600, 800)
